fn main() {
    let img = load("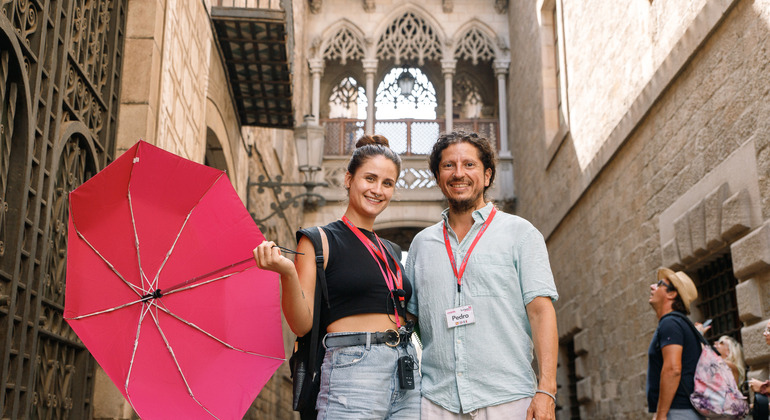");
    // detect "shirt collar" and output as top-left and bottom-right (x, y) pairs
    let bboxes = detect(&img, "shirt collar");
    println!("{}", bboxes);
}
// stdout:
(441, 202), (495, 225)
